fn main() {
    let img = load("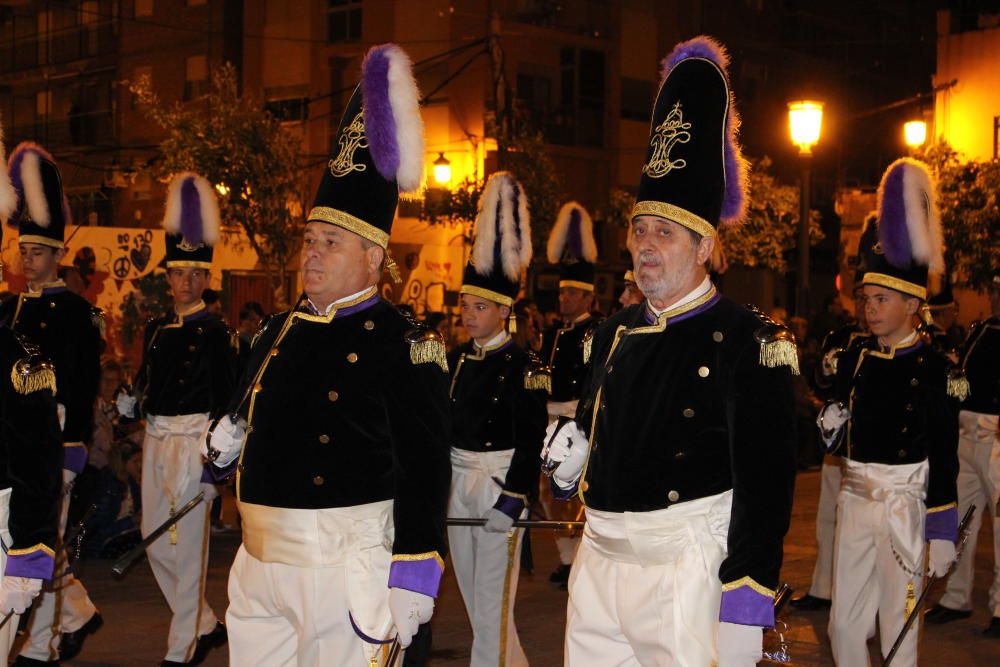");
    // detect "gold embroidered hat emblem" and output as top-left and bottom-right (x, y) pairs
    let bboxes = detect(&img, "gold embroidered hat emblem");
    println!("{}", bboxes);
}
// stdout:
(642, 101), (692, 178)
(328, 110), (369, 178)
(177, 238), (205, 252)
